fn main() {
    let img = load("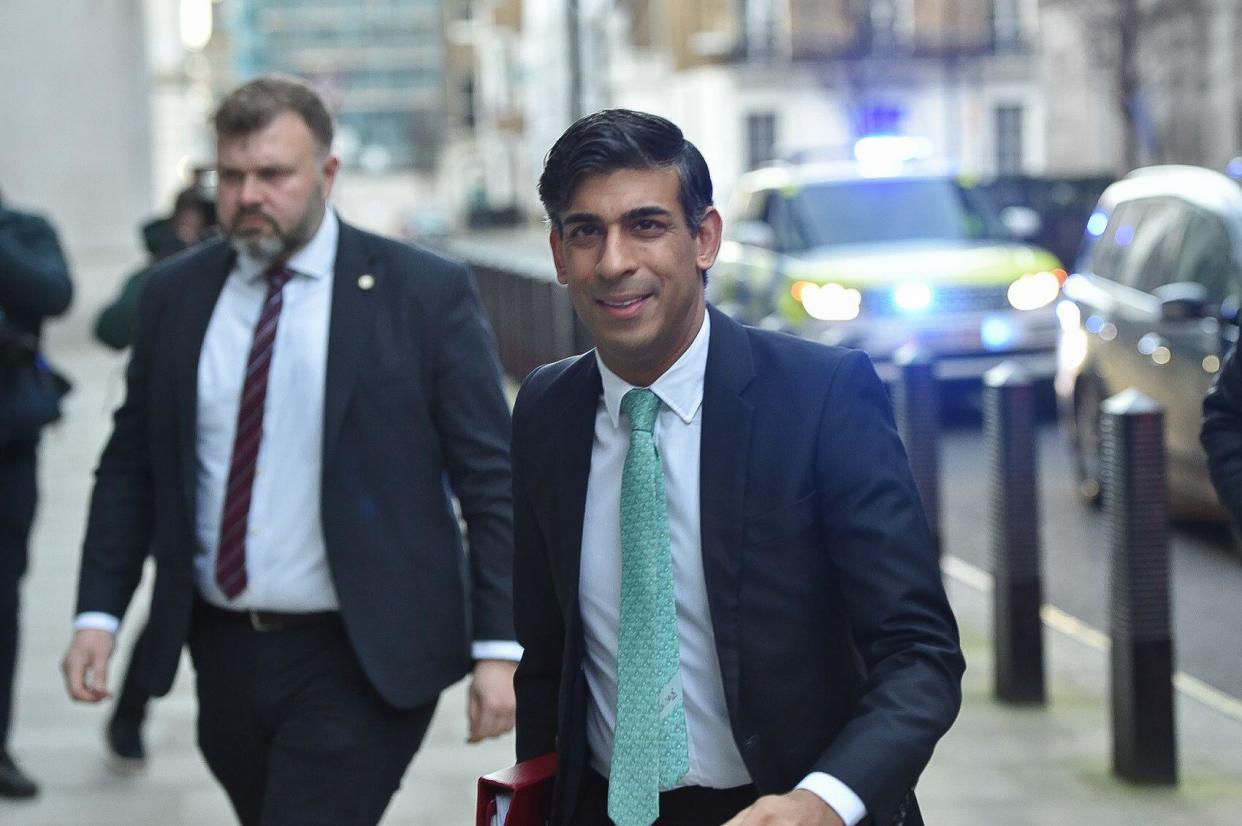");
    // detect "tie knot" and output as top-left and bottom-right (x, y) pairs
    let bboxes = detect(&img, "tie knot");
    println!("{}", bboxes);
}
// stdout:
(621, 388), (660, 433)
(265, 265), (295, 292)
